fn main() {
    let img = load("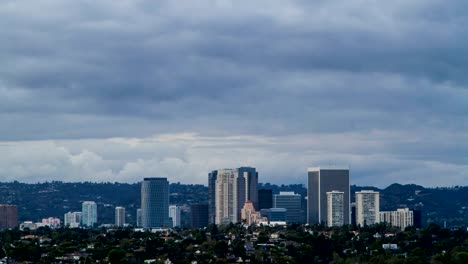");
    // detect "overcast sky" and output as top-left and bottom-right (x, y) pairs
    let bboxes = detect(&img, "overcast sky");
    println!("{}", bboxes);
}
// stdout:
(1, 0), (467, 187)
